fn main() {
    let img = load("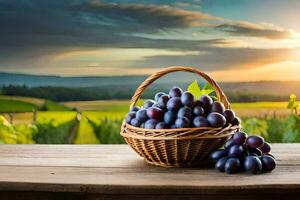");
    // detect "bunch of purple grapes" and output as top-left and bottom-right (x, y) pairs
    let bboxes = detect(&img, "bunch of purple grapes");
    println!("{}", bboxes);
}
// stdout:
(125, 86), (240, 129)
(211, 132), (276, 174)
